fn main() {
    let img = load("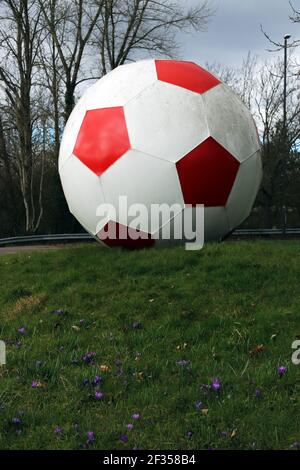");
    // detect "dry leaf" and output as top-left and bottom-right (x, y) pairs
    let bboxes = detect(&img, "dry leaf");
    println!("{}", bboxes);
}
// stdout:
(249, 344), (265, 356)
(201, 408), (209, 416)
(99, 364), (110, 372)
